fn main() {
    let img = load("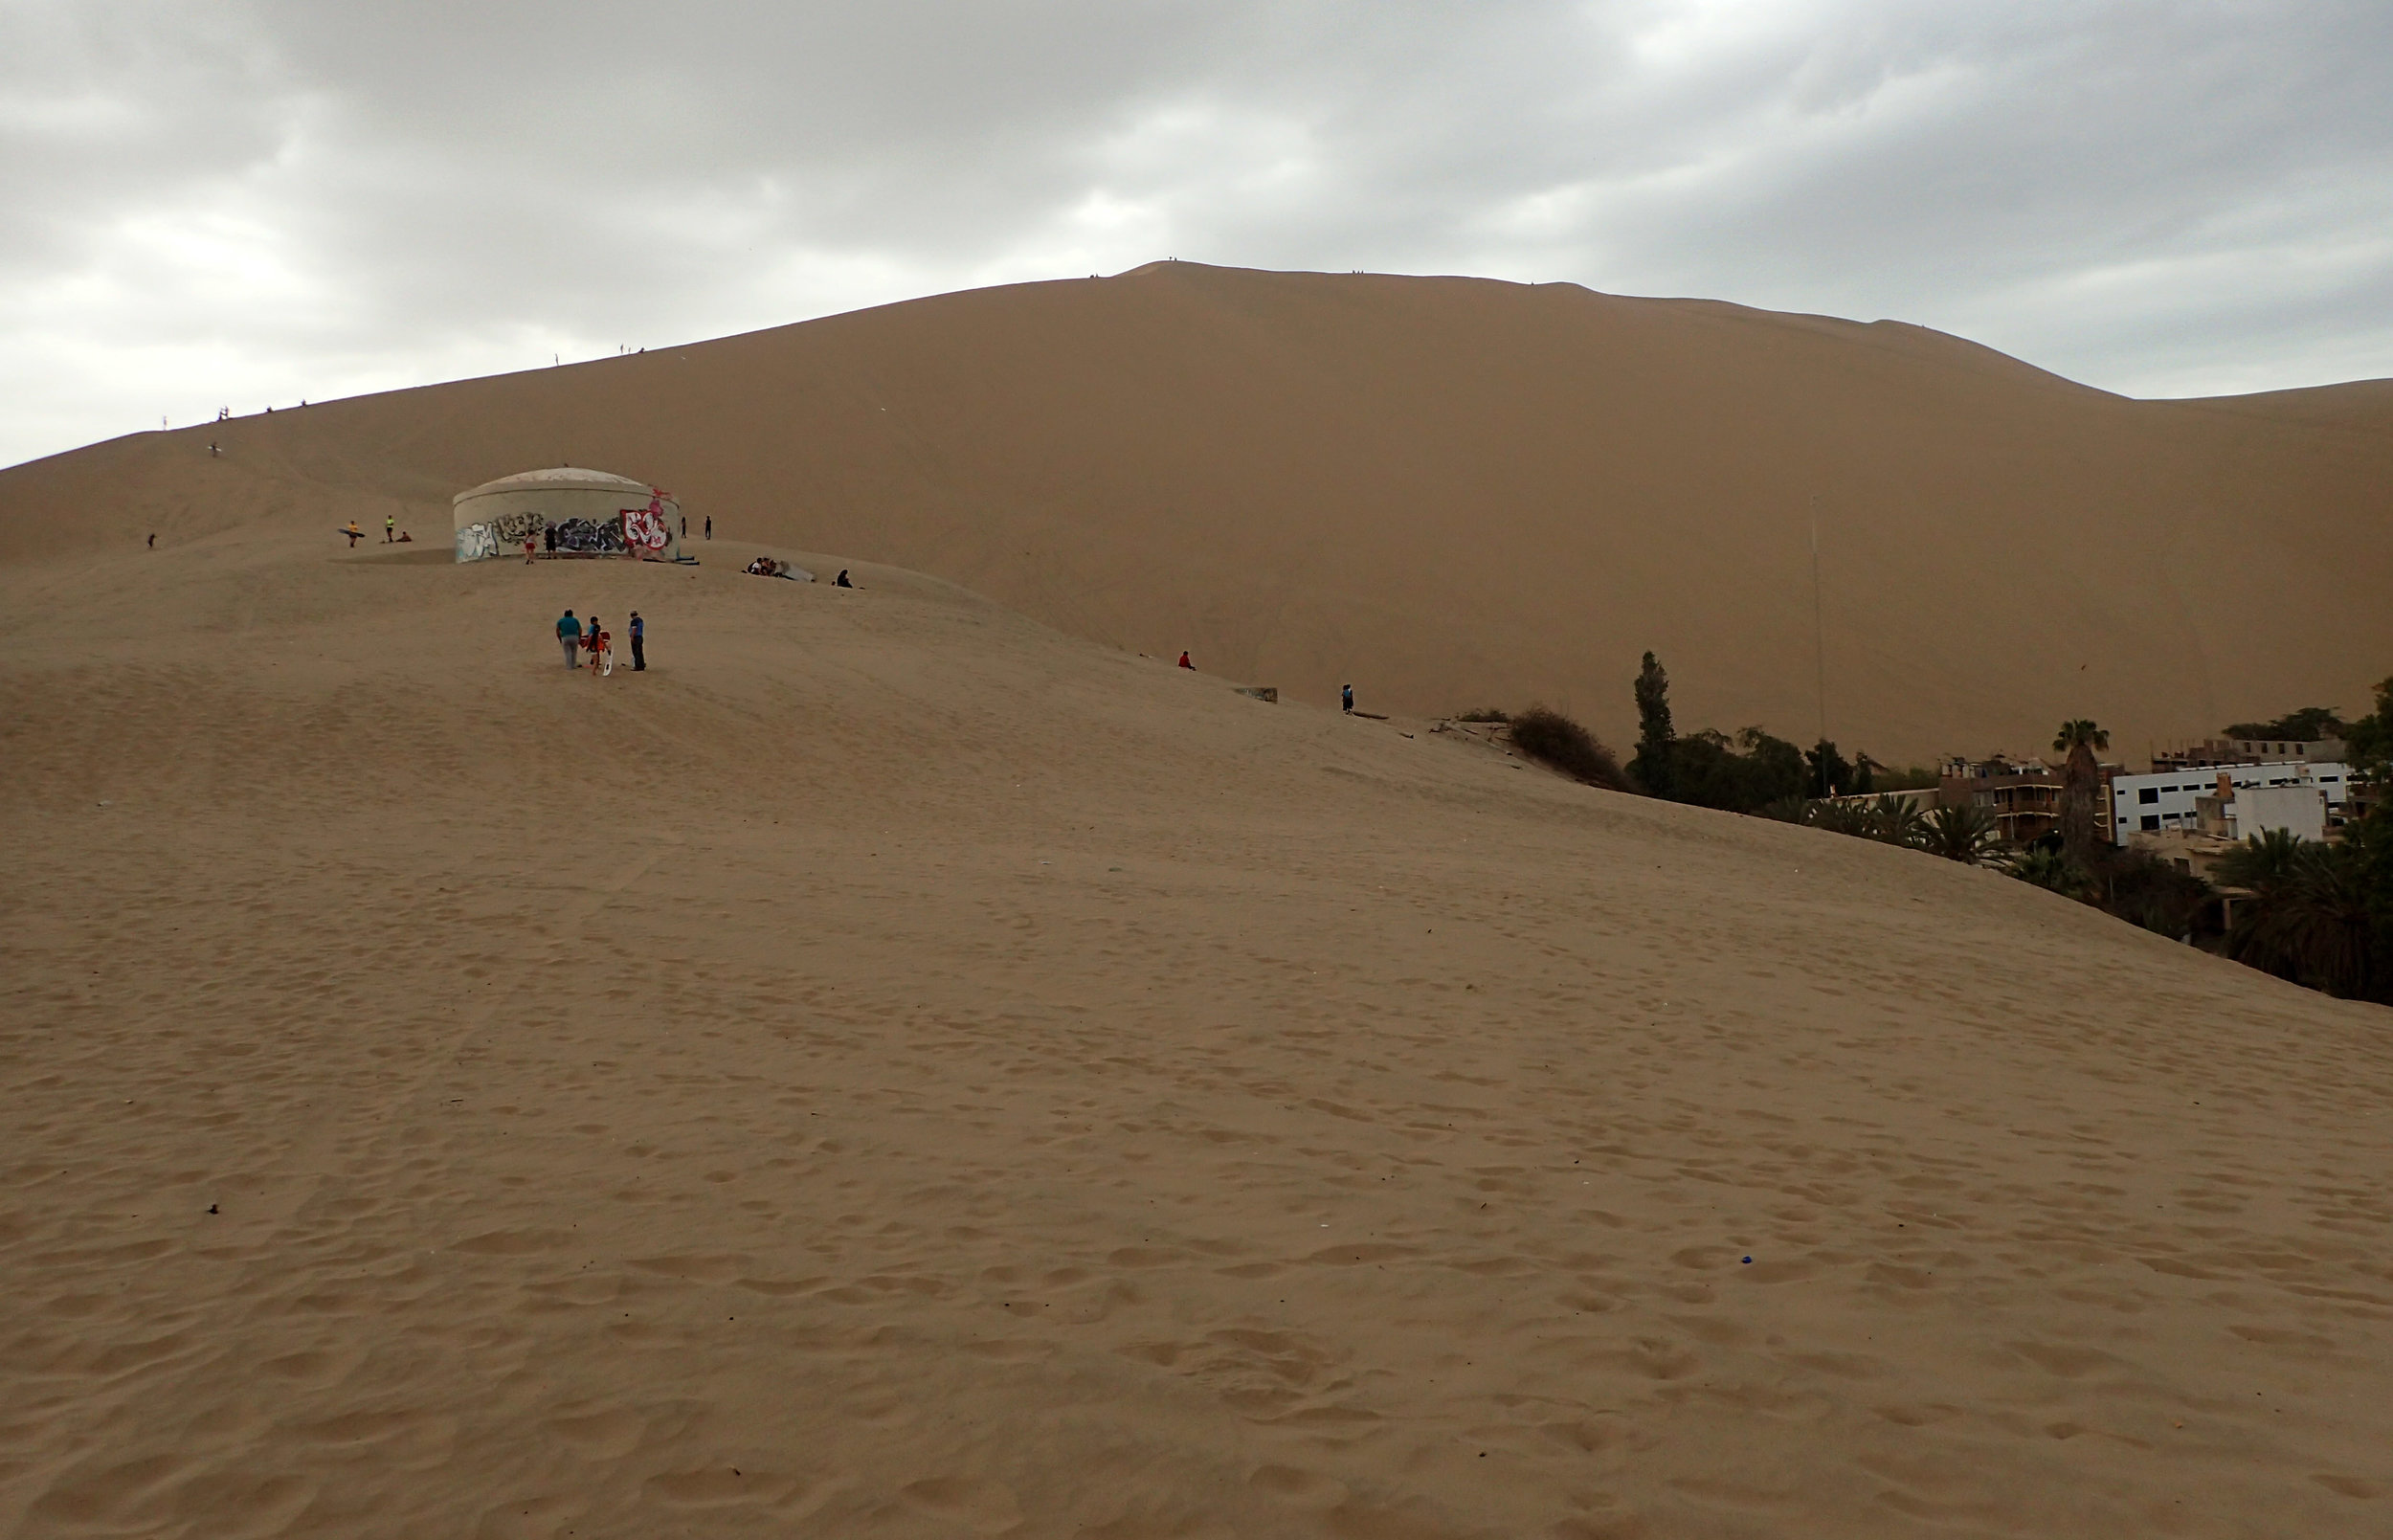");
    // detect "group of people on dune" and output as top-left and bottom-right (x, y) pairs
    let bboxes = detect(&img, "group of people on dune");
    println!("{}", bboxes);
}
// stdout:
(554, 609), (643, 676)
